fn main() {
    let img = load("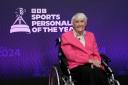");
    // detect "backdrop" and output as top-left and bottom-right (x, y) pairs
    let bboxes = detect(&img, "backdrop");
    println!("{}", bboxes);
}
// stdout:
(0, 0), (128, 79)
